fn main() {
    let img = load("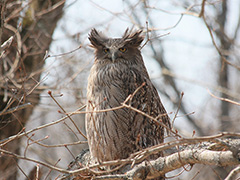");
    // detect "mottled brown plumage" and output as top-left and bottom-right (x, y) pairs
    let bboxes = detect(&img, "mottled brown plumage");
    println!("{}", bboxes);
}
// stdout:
(86, 29), (171, 168)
